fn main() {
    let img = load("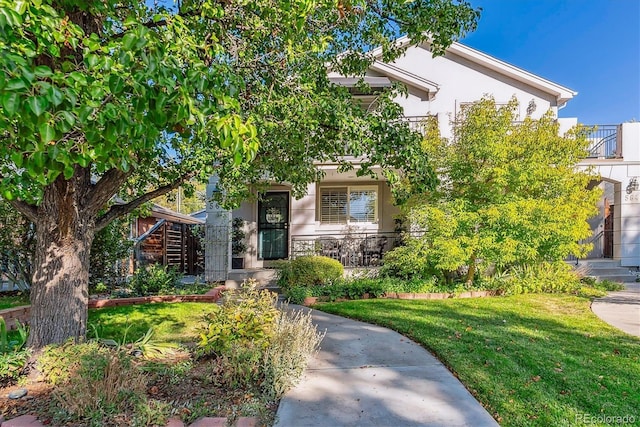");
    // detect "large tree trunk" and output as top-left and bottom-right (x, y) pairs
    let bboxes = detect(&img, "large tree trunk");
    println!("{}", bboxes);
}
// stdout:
(27, 171), (96, 349)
